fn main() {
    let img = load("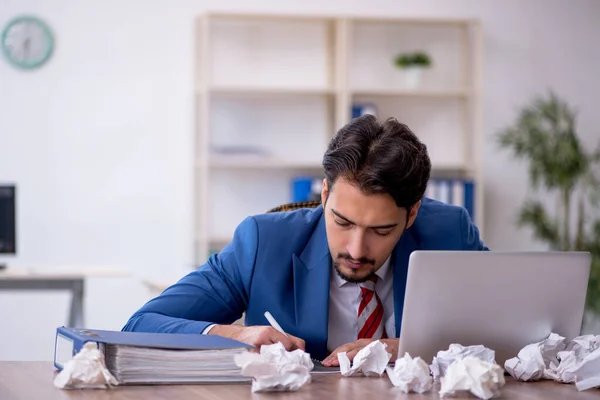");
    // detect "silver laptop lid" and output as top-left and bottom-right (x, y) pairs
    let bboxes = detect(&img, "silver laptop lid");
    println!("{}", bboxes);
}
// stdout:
(397, 251), (591, 365)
